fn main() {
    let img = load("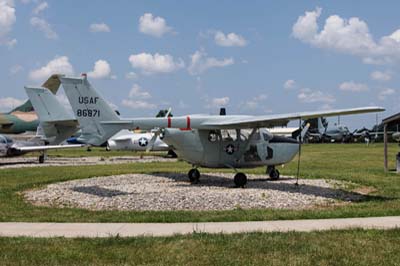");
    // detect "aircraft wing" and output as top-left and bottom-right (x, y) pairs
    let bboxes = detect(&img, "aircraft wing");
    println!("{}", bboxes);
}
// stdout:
(102, 106), (385, 132)
(16, 144), (85, 152)
(198, 107), (385, 129)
